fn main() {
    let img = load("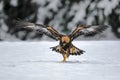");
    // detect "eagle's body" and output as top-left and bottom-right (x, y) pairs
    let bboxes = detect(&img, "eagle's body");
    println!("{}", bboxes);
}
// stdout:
(16, 20), (108, 62)
(51, 35), (84, 62)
